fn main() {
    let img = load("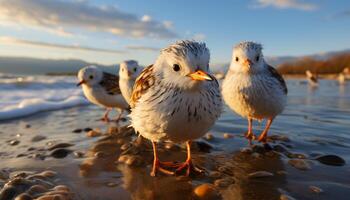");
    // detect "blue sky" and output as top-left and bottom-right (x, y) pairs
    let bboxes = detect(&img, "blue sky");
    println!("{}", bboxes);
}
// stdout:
(0, 0), (349, 66)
